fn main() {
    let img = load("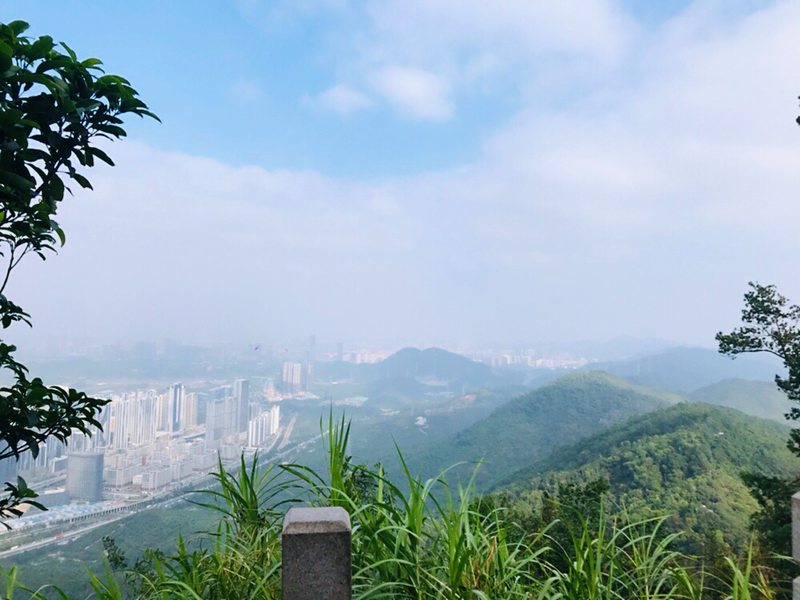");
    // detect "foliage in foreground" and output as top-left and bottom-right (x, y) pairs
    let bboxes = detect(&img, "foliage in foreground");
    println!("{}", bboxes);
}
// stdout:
(0, 415), (790, 599)
(0, 19), (156, 519)
(717, 283), (800, 586)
